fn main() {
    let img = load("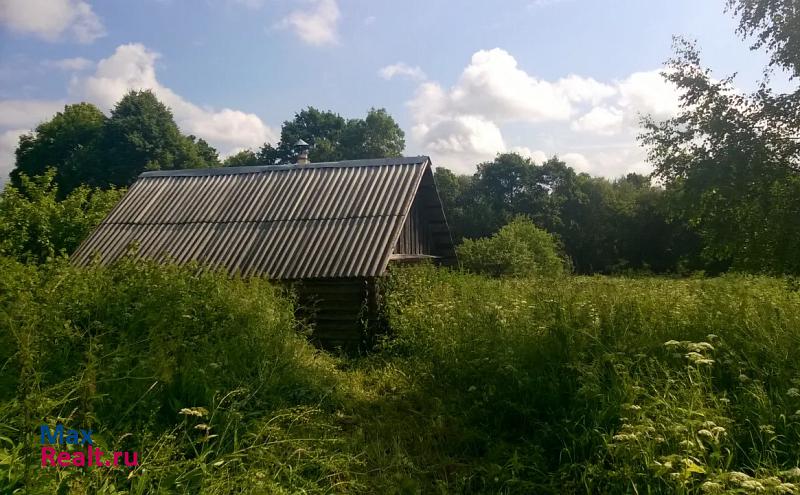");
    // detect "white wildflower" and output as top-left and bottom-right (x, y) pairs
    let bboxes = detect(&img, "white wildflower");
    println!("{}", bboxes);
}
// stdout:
(612, 433), (637, 442)
(697, 429), (714, 439)
(689, 342), (715, 352)
(780, 467), (800, 480)
(179, 407), (209, 418)
(739, 479), (764, 491)
(759, 424), (776, 435)
(686, 351), (715, 365)
(728, 471), (752, 483)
